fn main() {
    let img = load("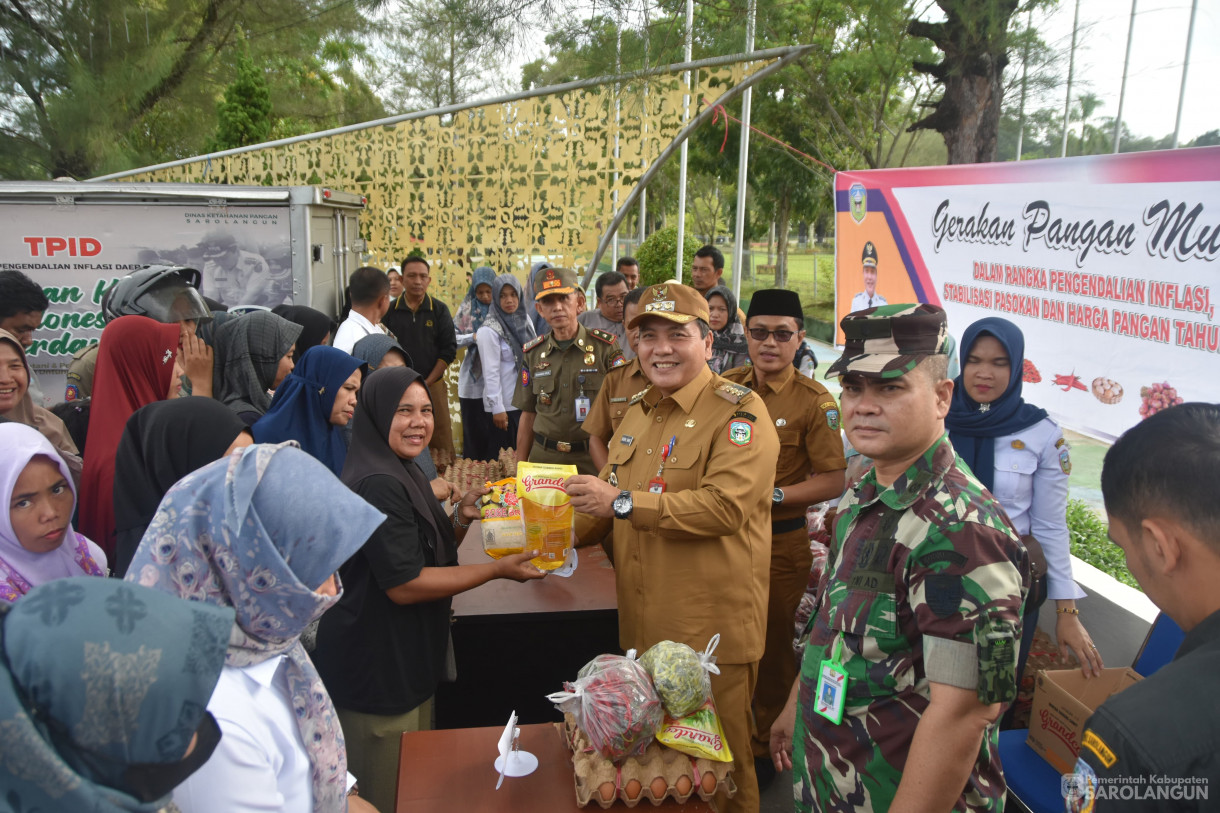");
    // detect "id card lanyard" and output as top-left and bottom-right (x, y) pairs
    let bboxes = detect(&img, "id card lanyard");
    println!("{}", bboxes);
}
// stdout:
(649, 436), (676, 494)
(575, 375), (591, 422)
(814, 633), (848, 725)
